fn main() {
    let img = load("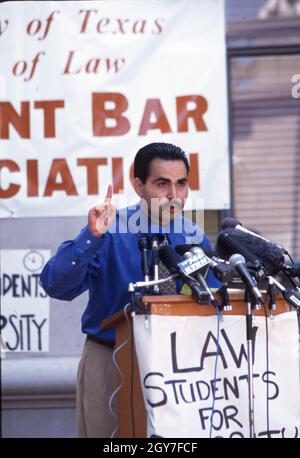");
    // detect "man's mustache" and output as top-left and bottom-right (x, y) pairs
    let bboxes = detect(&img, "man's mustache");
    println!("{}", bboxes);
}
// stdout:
(160, 199), (183, 211)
